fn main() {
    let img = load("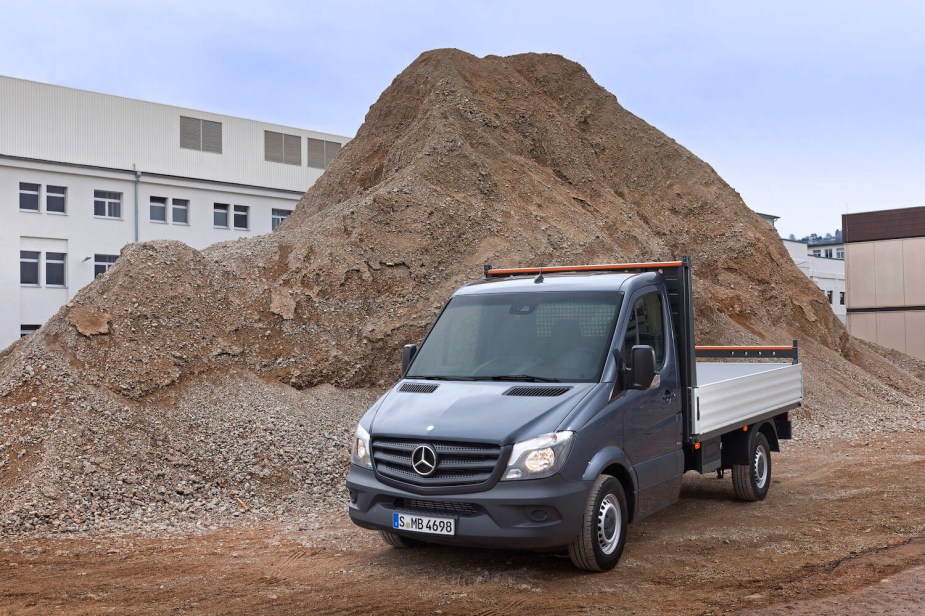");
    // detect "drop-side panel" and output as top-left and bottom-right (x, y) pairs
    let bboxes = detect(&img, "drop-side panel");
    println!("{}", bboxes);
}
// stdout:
(691, 363), (802, 437)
